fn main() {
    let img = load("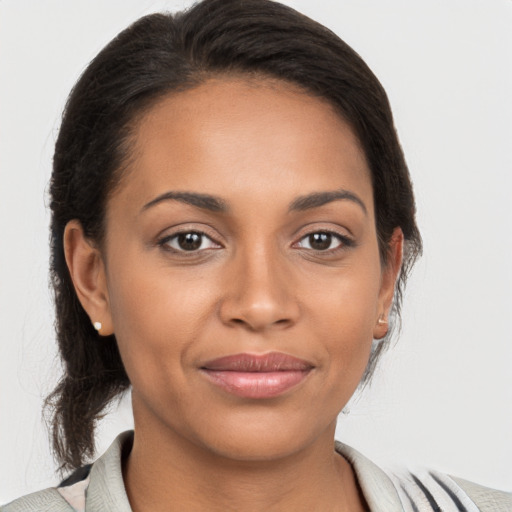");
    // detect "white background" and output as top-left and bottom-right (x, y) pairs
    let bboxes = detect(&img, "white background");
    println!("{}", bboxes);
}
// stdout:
(1, 0), (511, 503)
